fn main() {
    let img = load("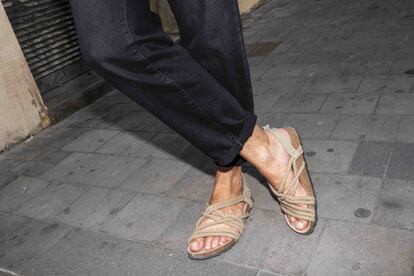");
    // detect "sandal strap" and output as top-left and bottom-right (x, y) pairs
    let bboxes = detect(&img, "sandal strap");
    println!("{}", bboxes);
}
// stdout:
(281, 201), (316, 221)
(263, 124), (316, 222)
(187, 174), (253, 244)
